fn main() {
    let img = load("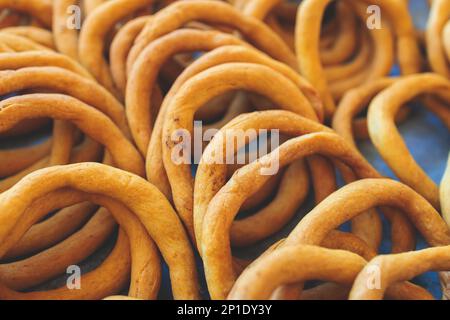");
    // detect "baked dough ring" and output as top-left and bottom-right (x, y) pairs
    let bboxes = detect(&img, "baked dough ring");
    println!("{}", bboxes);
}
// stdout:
(0, 229), (131, 300)
(147, 45), (323, 200)
(78, 0), (154, 99)
(0, 67), (129, 134)
(277, 178), (450, 300)
(194, 111), (330, 249)
(0, 139), (51, 178)
(202, 134), (449, 299)
(332, 77), (416, 252)
(0, 51), (92, 153)
(0, 64), (129, 191)
(349, 245), (450, 300)
(0, 51), (92, 78)
(0, 163), (200, 299)
(0, 93), (144, 176)
(201, 132), (384, 299)
(368, 73), (450, 209)
(1, 26), (55, 49)
(0, 92), (141, 263)
(228, 245), (366, 300)
(2, 201), (97, 259)
(110, 15), (150, 93)
(327, 1), (394, 100)
(296, 0), (420, 118)
(0, 61), (96, 181)
(0, 200), (111, 291)
(126, 29), (245, 155)
(245, 0), (357, 66)
(145, 44), (323, 194)
(363, 0), (422, 75)
(127, 0), (297, 73)
(0, 188), (159, 300)
(162, 63), (318, 239)
(0, 32), (51, 52)
(425, 0), (450, 77)
(0, 138), (102, 193)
